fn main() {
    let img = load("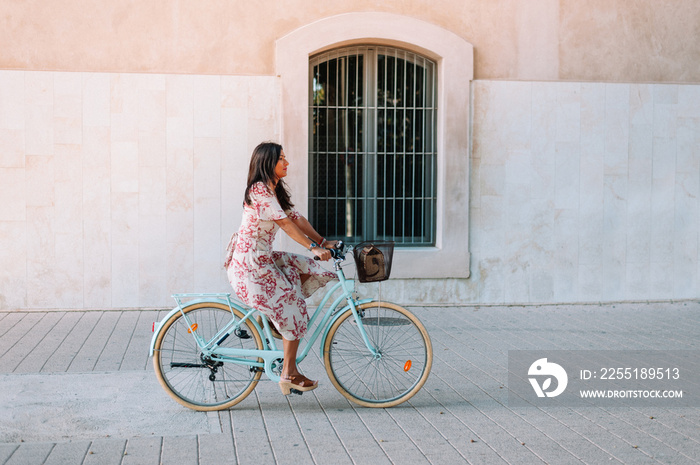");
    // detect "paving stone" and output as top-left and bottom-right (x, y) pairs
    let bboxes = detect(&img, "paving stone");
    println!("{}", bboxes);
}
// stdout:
(4, 442), (53, 465)
(67, 312), (121, 372)
(198, 433), (237, 465)
(161, 435), (198, 465)
(286, 392), (354, 465)
(0, 313), (52, 373)
(353, 407), (431, 464)
(0, 302), (698, 465)
(15, 313), (82, 373)
(120, 311), (161, 371)
(255, 385), (315, 465)
(0, 444), (19, 463)
(228, 392), (277, 465)
(83, 439), (127, 465)
(94, 311), (141, 371)
(44, 441), (91, 465)
(384, 403), (470, 463)
(41, 312), (102, 372)
(314, 393), (392, 465)
(122, 437), (162, 465)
